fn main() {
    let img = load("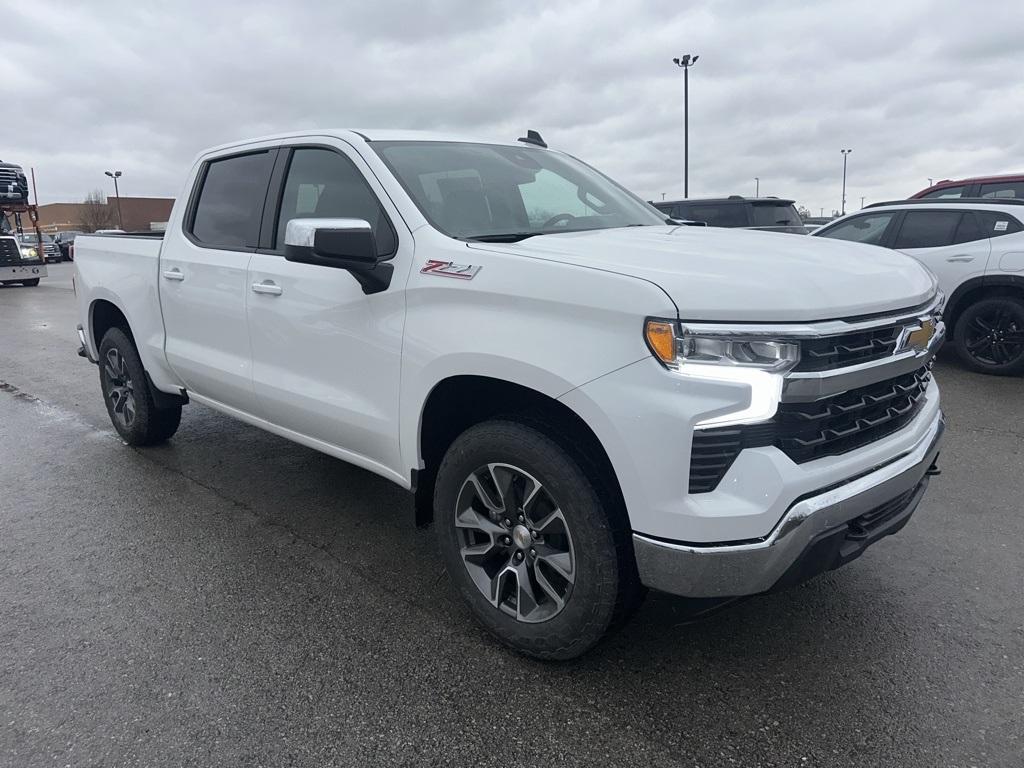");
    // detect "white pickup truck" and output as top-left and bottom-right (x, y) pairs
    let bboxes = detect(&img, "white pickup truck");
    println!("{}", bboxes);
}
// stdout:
(75, 129), (945, 659)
